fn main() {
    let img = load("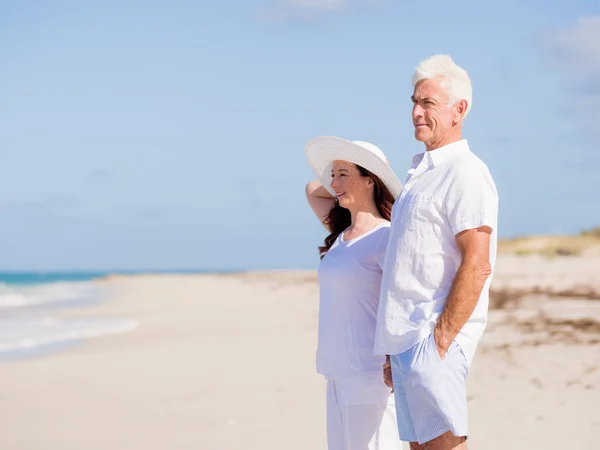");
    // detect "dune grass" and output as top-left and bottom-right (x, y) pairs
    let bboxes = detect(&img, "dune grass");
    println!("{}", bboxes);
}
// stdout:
(498, 226), (600, 257)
